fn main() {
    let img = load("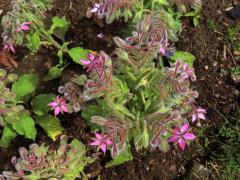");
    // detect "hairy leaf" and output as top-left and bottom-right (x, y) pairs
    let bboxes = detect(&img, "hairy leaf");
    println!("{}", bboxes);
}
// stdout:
(69, 47), (90, 64)
(35, 114), (63, 140)
(12, 74), (39, 101)
(31, 93), (56, 115)
(0, 125), (17, 148)
(11, 114), (37, 141)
